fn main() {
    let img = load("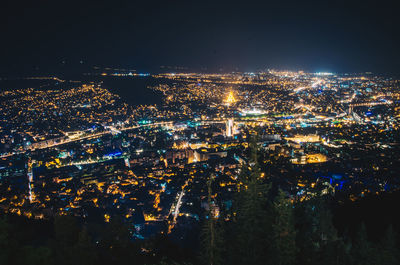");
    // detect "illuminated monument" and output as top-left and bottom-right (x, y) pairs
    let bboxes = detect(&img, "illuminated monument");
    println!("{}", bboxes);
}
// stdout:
(224, 90), (236, 105)
(224, 91), (236, 137)
(226, 118), (234, 137)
